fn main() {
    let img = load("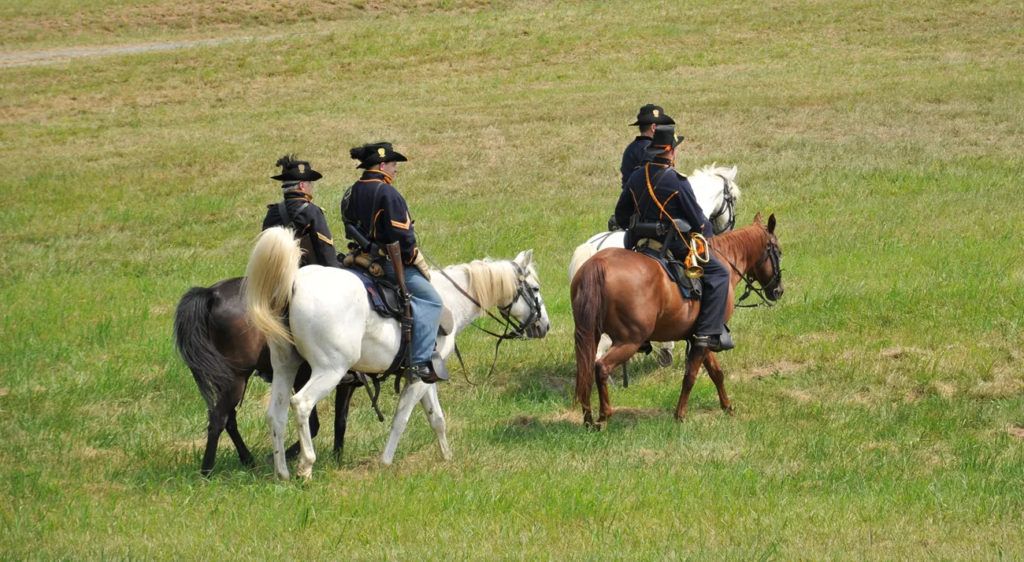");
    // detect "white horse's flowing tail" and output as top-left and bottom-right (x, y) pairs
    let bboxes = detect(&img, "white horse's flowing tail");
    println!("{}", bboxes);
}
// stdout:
(243, 226), (302, 347)
(568, 241), (599, 282)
